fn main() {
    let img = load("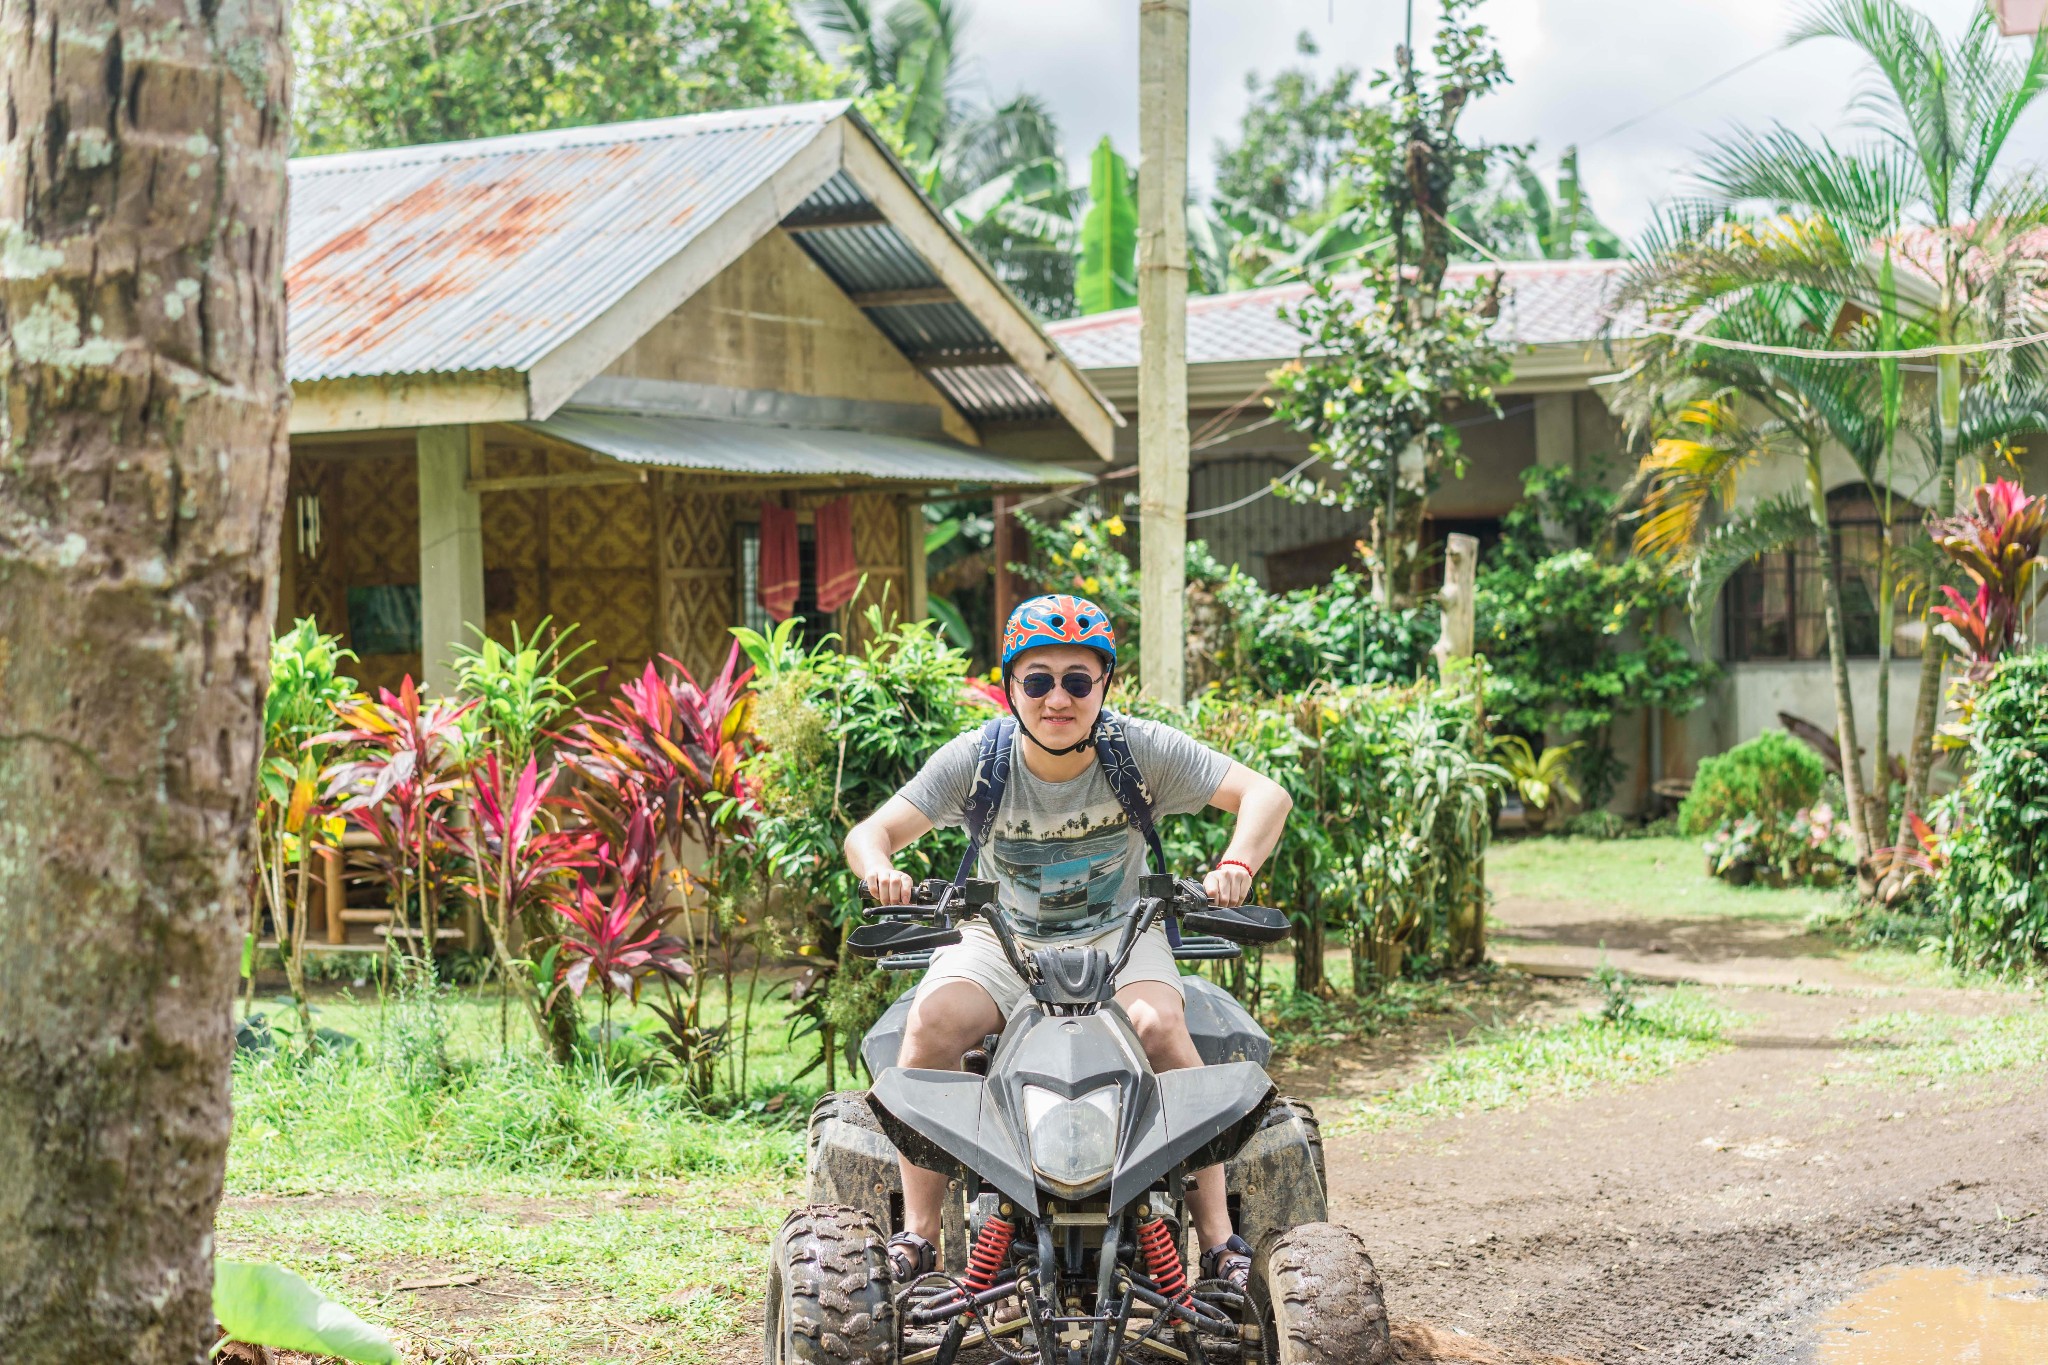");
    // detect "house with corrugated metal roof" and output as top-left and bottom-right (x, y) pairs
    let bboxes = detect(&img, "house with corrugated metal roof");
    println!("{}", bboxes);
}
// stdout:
(282, 100), (1115, 698)
(1041, 261), (1628, 591)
